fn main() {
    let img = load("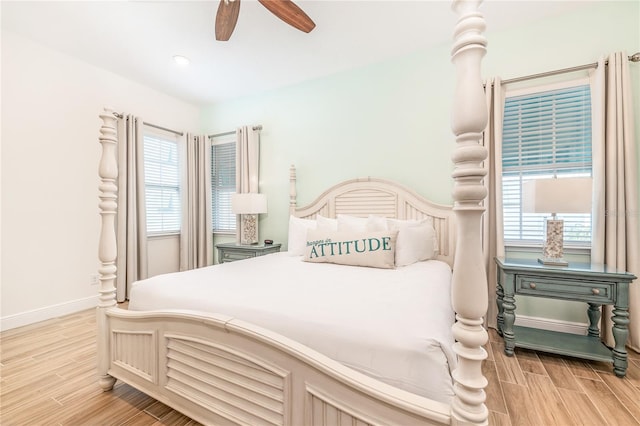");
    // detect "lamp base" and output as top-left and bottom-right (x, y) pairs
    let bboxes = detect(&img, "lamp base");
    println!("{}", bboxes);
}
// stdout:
(239, 214), (259, 245)
(538, 257), (569, 267)
(539, 218), (569, 266)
